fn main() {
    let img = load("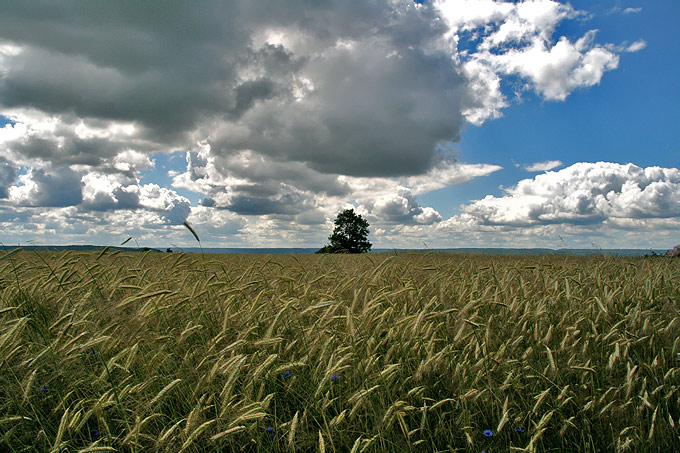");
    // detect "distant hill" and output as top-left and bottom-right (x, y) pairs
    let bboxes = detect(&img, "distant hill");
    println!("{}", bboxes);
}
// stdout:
(0, 245), (668, 256)
(0, 245), (162, 253)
